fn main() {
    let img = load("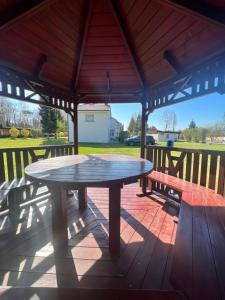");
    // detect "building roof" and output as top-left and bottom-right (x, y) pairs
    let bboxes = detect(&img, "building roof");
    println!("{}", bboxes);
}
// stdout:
(78, 103), (111, 111)
(148, 129), (181, 134)
(0, 0), (225, 105)
(110, 116), (123, 127)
